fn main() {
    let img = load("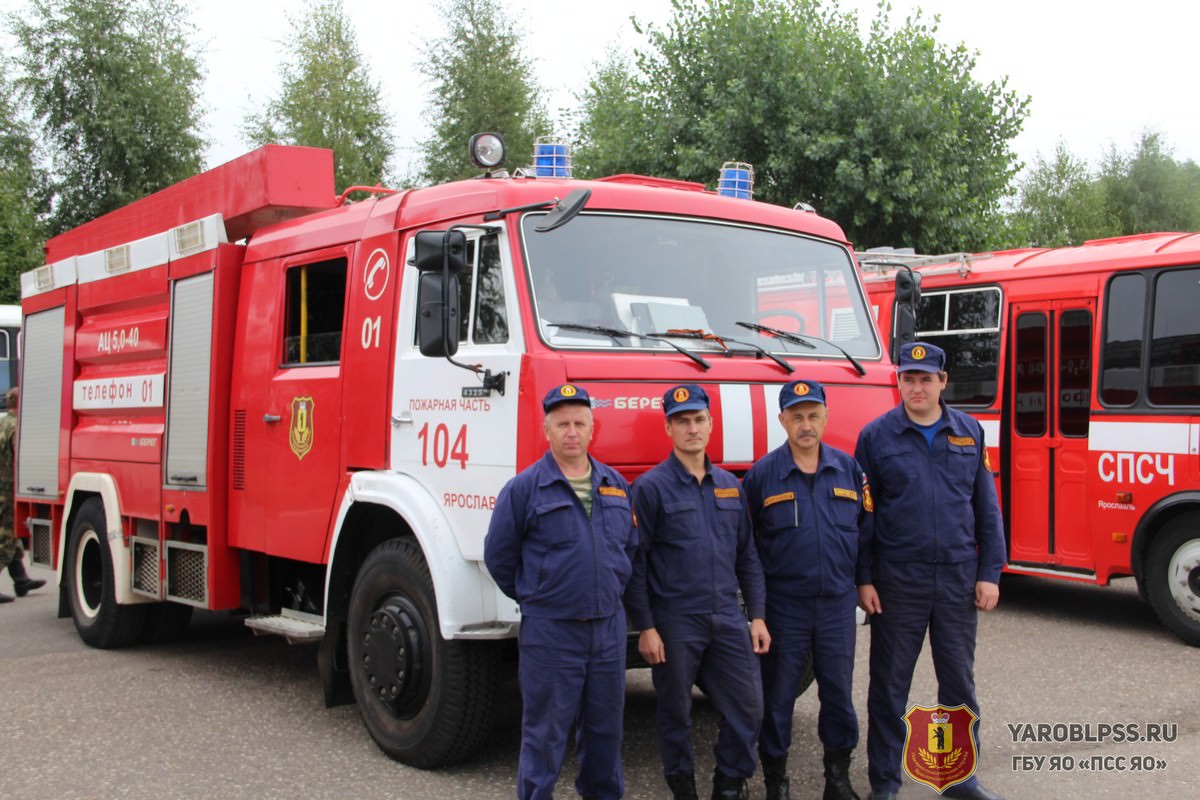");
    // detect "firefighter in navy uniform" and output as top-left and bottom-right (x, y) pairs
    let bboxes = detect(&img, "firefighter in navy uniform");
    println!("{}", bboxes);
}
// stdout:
(625, 384), (770, 800)
(485, 384), (638, 800)
(855, 343), (1006, 800)
(743, 380), (870, 800)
